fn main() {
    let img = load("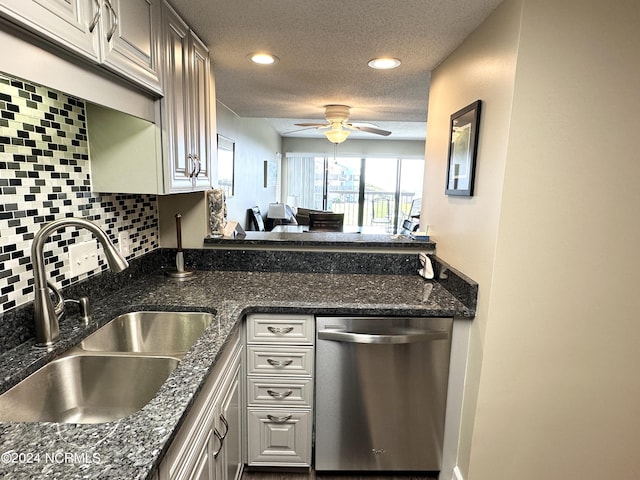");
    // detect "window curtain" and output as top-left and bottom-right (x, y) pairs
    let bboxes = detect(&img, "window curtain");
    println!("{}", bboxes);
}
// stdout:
(284, 154), (320, 209)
